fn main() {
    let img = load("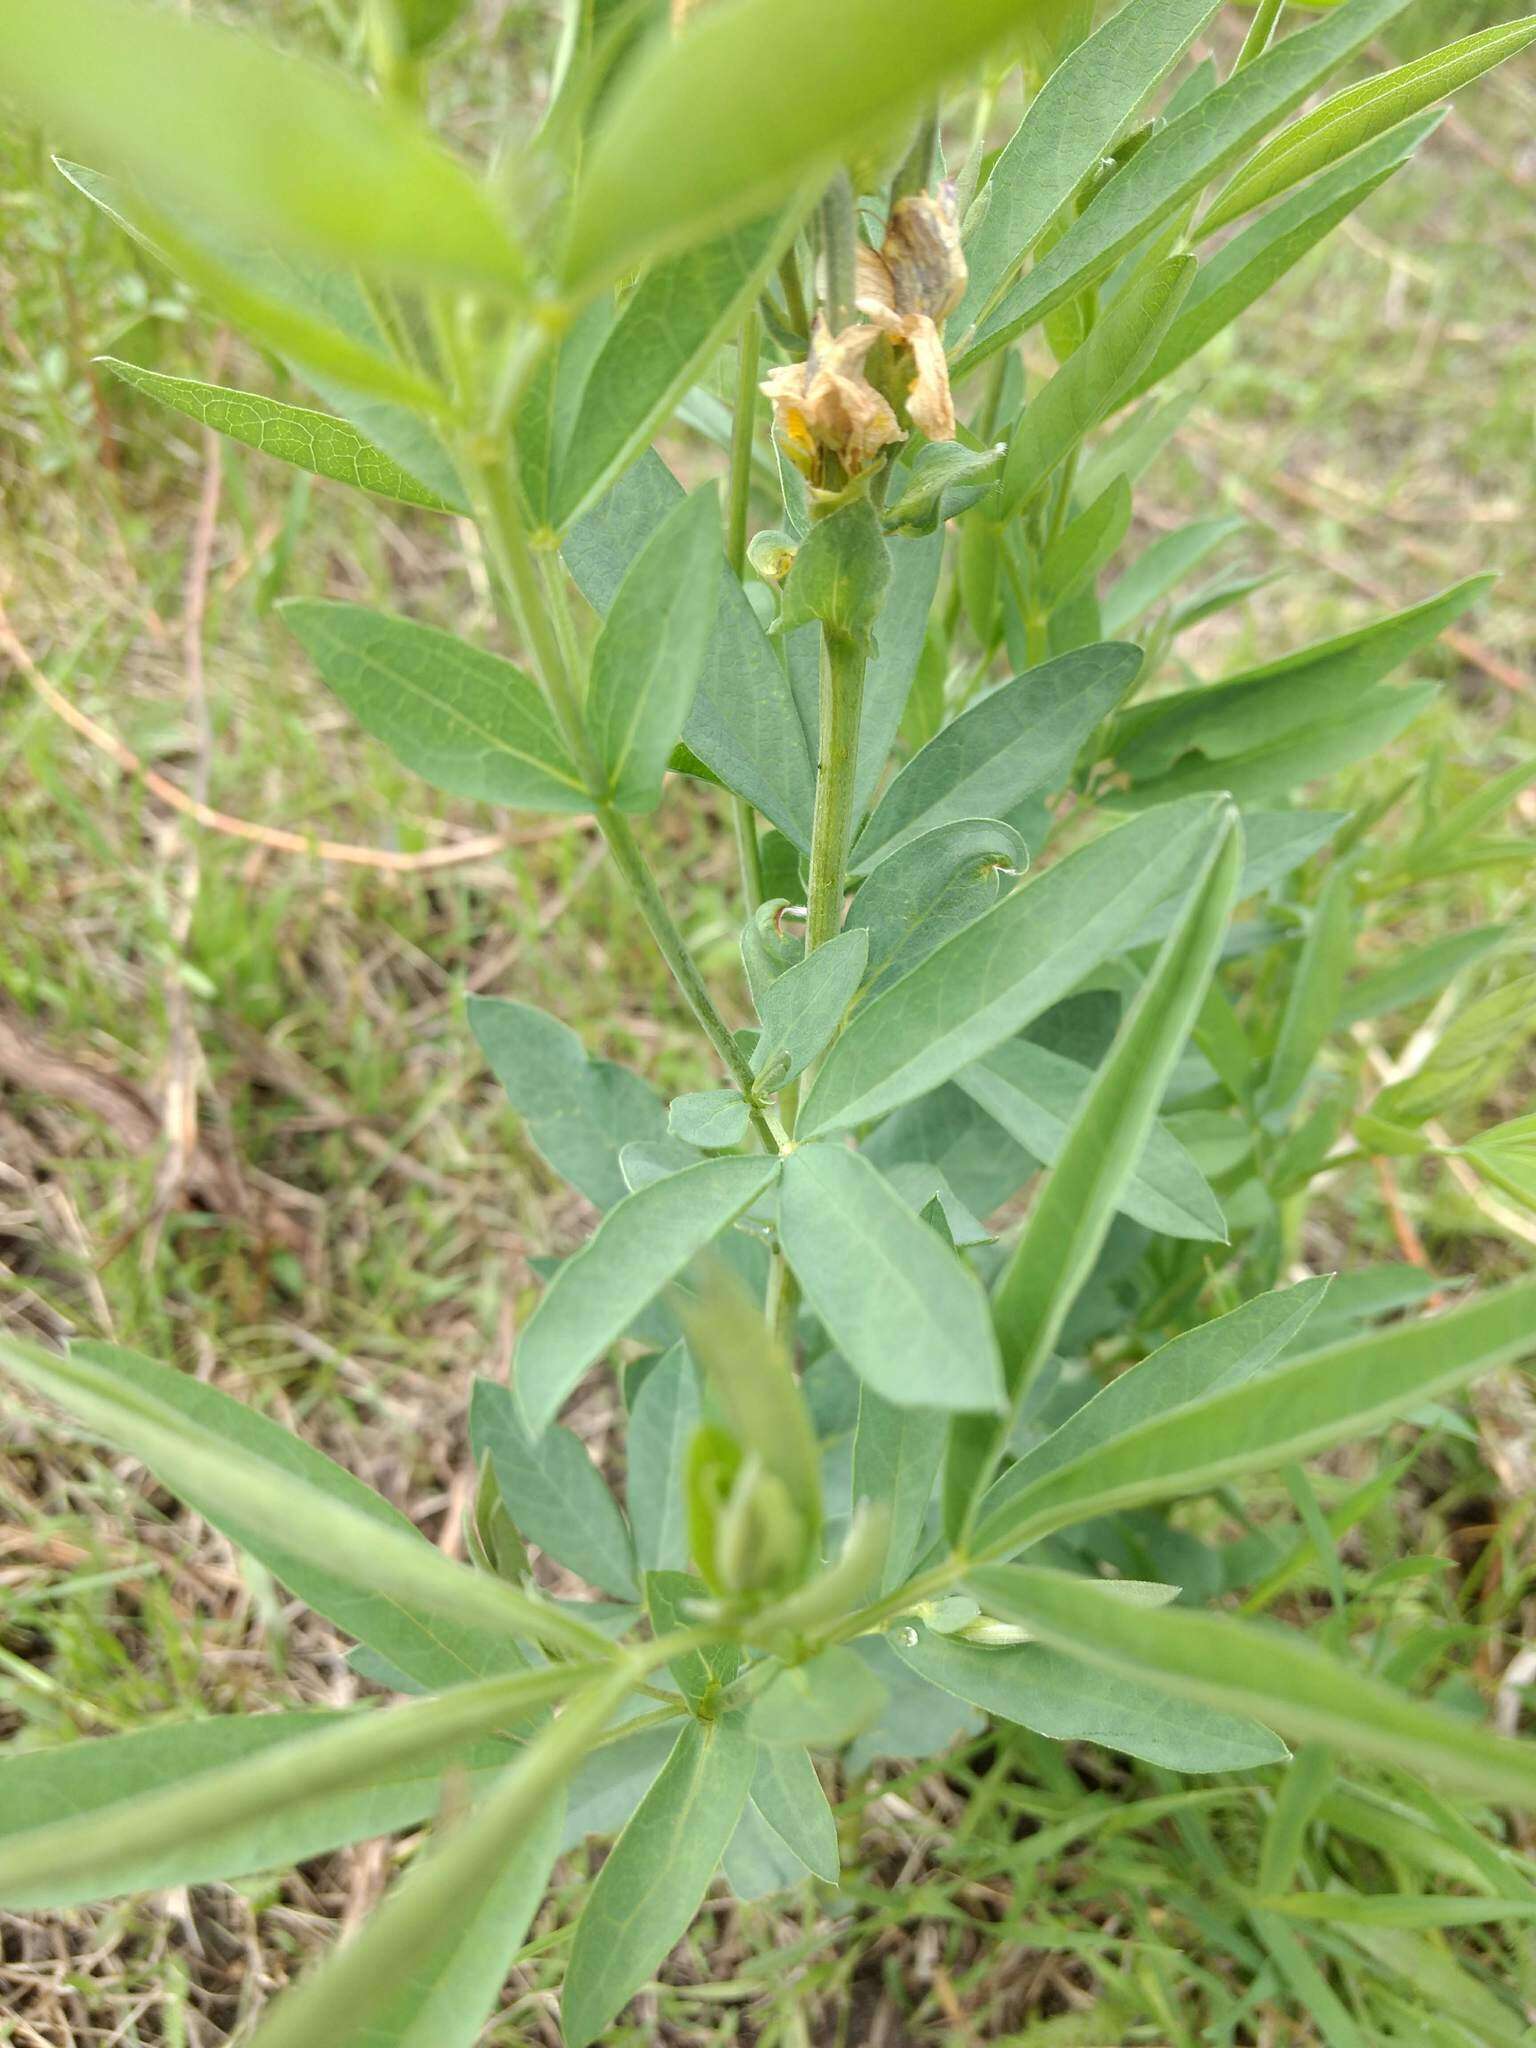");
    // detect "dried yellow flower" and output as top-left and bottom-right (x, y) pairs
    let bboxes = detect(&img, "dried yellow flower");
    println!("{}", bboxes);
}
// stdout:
(761, 315), (903, 482)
